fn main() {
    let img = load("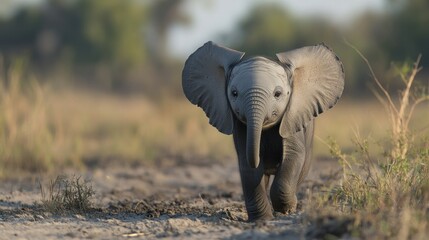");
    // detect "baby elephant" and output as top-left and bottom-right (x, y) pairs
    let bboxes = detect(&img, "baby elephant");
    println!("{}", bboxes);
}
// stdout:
(182, 41), (344, 221)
